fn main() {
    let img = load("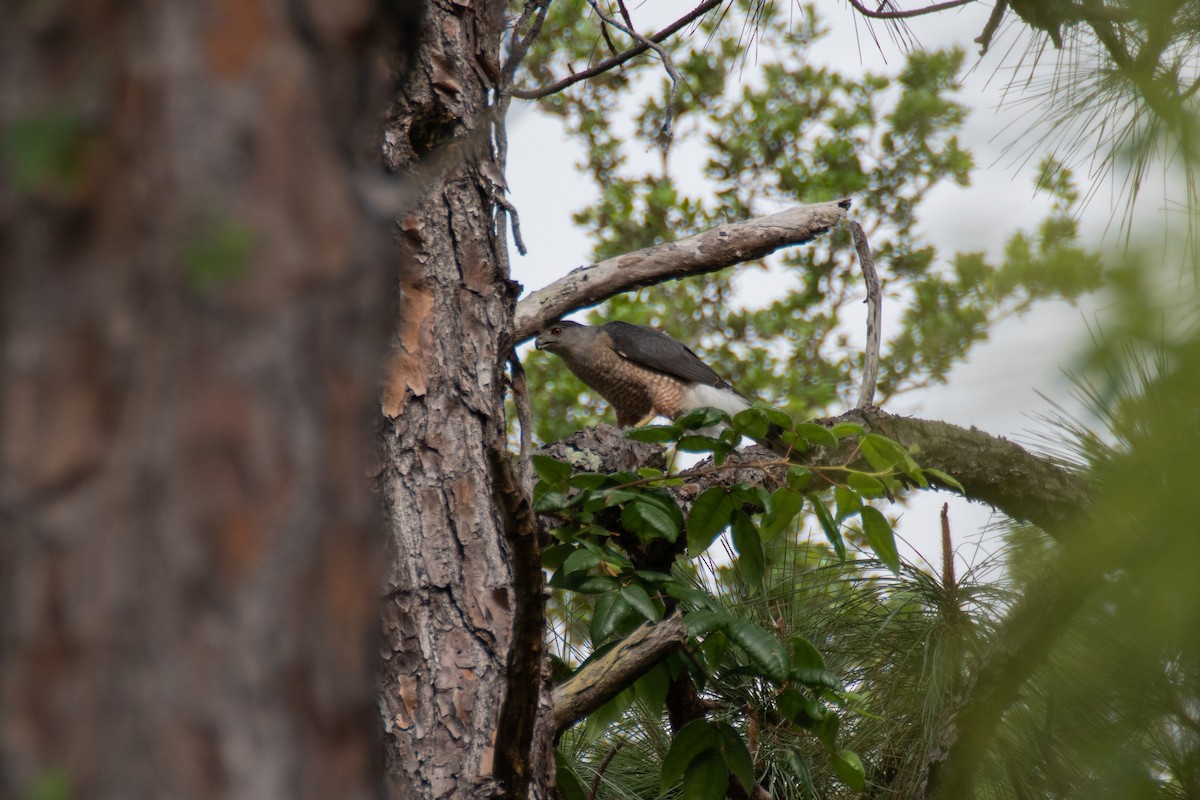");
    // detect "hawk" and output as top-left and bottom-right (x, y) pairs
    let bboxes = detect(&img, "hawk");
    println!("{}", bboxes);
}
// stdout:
(534, 320), (754, 428)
